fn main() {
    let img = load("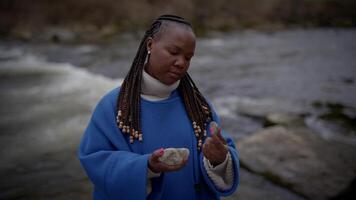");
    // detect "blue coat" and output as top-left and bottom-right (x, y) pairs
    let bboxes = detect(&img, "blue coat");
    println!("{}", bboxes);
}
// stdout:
(78, 87), (239, 200)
